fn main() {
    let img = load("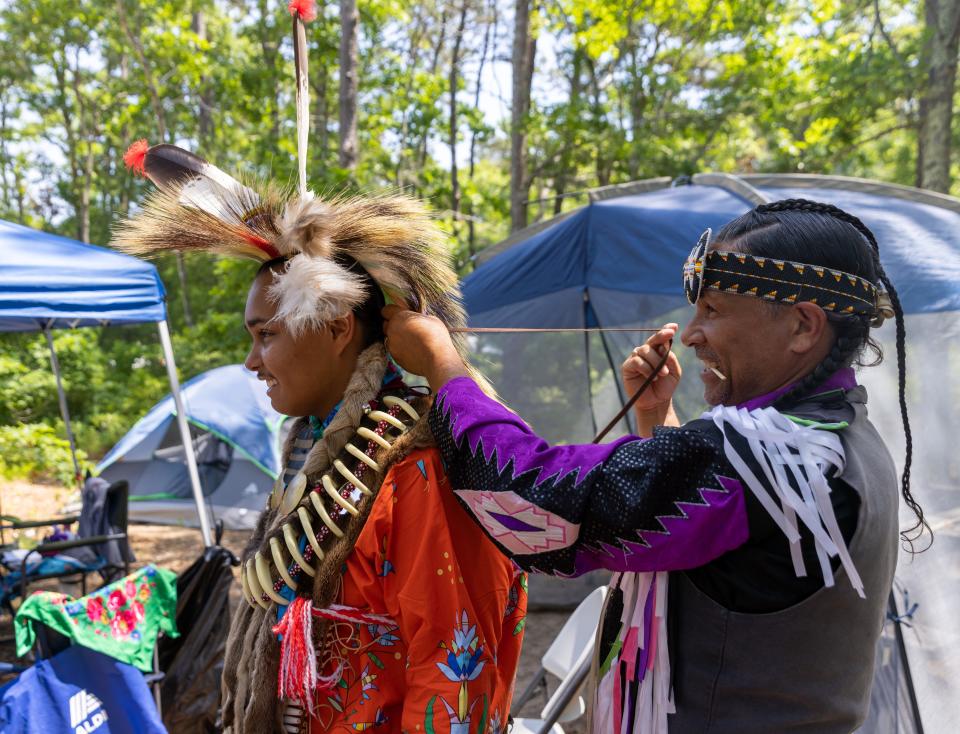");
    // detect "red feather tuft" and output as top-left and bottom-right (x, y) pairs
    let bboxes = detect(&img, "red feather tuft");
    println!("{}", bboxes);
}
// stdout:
(287, 0), (317, 22)
(239, 230), (281, 260)
(123, 139), (150, 176)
